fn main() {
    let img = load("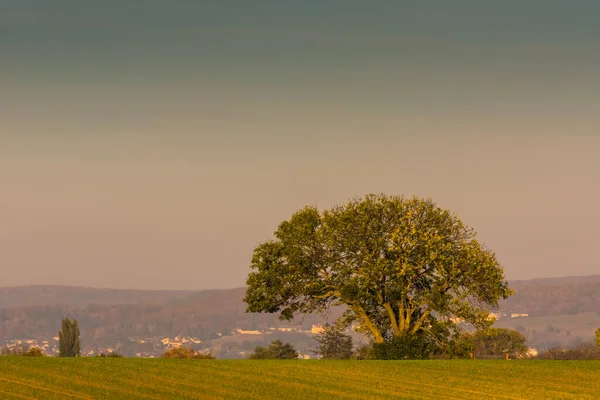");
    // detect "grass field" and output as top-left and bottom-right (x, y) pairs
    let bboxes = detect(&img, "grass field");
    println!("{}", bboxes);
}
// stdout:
(1, 359), (599, 400)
